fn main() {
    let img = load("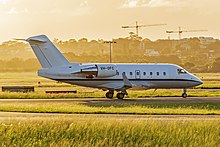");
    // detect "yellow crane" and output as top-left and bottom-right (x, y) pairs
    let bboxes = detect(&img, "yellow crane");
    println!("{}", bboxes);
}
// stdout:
(166, 27), (208, 40)
(122, 21), (167, 36)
